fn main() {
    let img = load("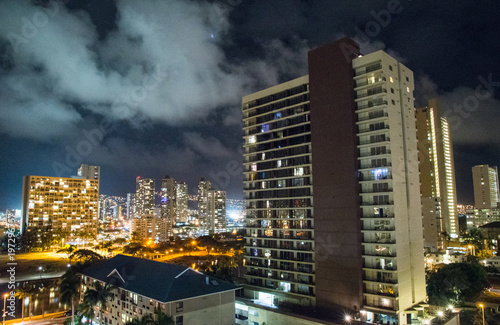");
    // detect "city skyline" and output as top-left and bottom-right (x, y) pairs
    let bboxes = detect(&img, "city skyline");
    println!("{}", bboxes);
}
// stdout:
(1, 0), (500, 210)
